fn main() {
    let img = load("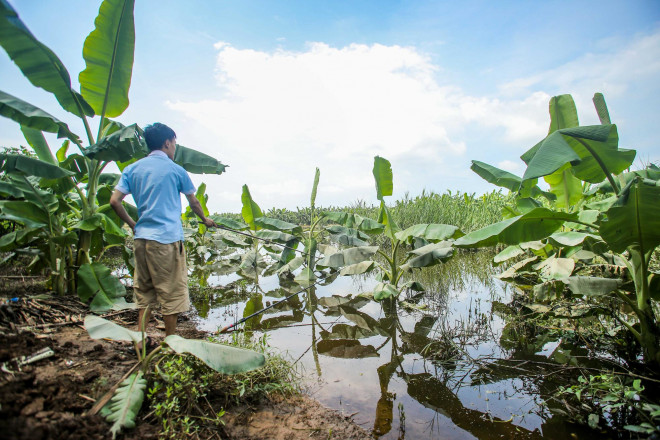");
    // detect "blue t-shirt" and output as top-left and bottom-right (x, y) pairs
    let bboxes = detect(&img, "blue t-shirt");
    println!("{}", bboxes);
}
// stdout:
(115, 150), (195, 244)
